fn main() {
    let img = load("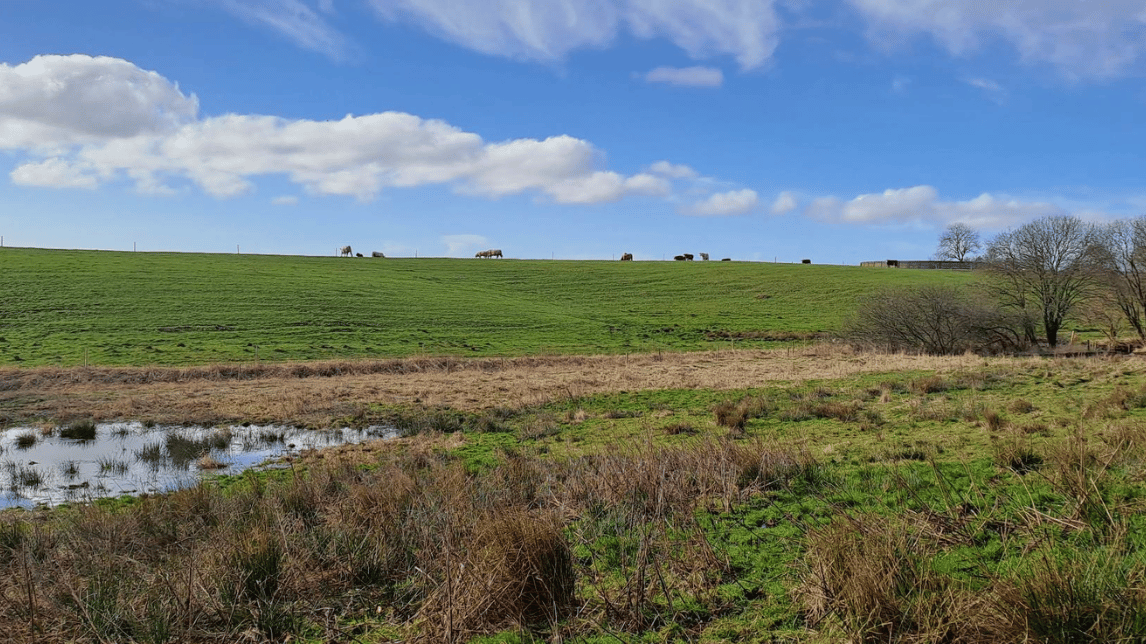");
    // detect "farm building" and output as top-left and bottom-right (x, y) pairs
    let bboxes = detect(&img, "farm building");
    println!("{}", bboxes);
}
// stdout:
(860, 259), (983, 270)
